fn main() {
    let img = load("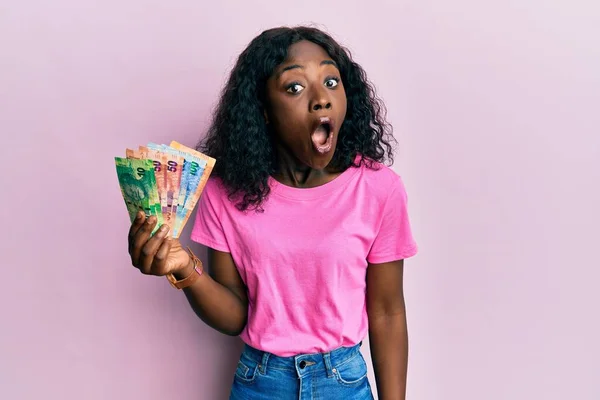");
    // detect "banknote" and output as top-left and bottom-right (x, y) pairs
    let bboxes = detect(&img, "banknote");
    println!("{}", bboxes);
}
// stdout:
(163, 152), (183, 227)
(145, 143), (212, 236)
(155, 145), (208, 236)
(146, 143), (185, 227)
(173, 157), (206, 237)
(169, 141), (215, 237)
(138, 146), (169, 224)
(125, 149), (163, 225)
(125, 148), (141, 159)
(116, 142), (216, 238)
(115, 157), (162, 232)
